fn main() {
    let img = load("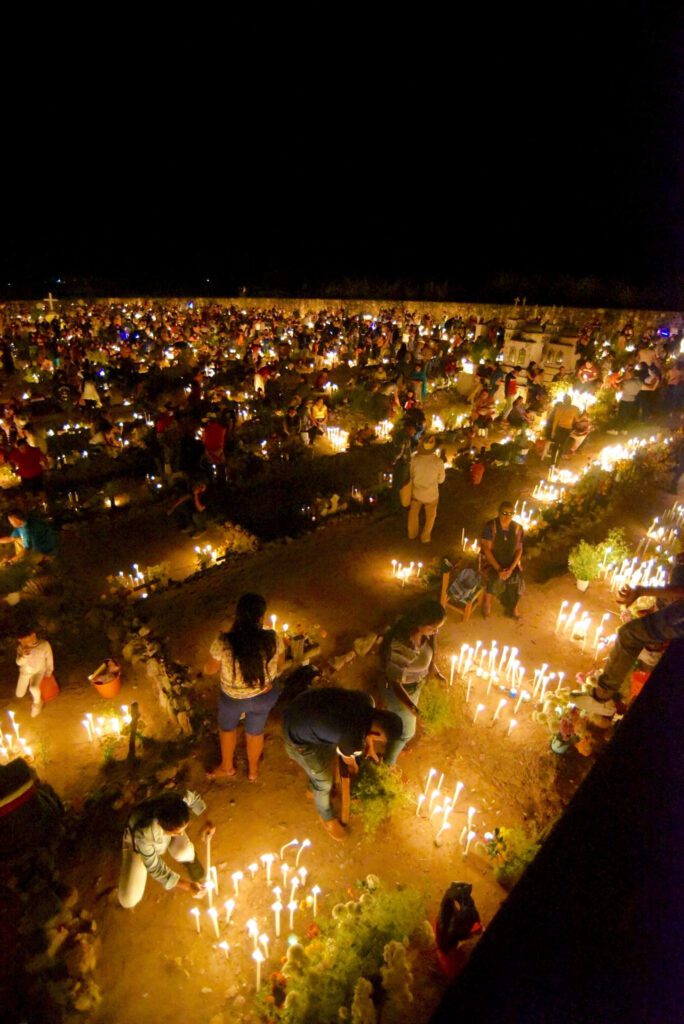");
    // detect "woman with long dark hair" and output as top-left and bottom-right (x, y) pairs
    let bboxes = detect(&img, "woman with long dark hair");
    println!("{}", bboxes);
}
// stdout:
(205, 593), (284, 782)
(381, 598), (447, 764)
